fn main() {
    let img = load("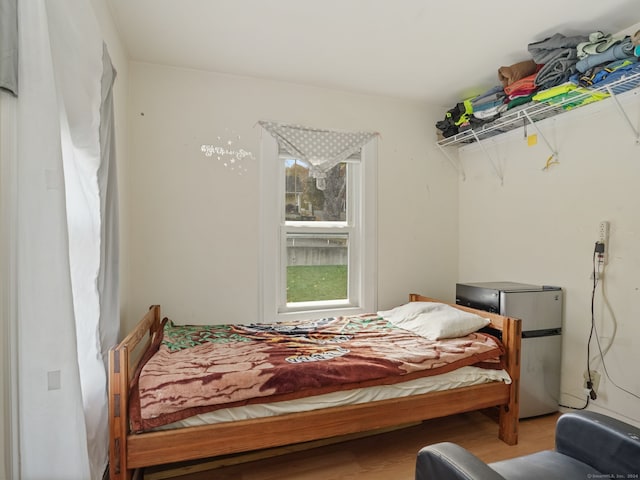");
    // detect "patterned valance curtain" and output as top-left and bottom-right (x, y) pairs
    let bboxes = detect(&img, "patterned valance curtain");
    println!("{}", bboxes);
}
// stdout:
(259, 121), (378, 190)
(0, 0), (18, 95)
